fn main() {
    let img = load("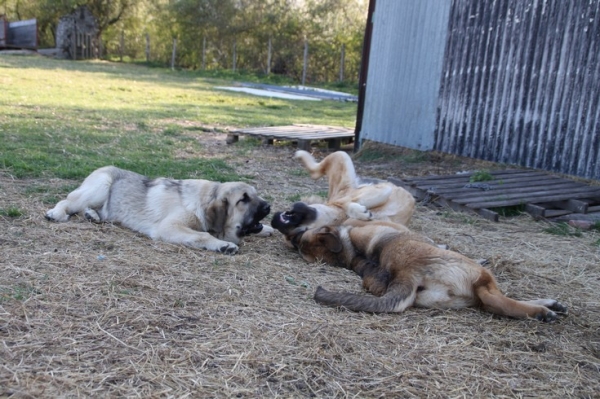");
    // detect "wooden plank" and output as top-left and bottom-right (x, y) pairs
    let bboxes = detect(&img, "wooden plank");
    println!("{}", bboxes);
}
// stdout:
(233, 124), (353, 135)
(543, 209), (574, 218)
(297, 140), (311, 151)
(465, 187), (600, 209)
(402, 170), (540, 184)
(407, 177), (550, 190)
(553, 212), (600, 222)
(453, 185), (600, 206)
(441, 181), (585, 201)
(246, 132), (353, 139)
(396, 170), (600, 221)
(435, 196), (499, 222)
(525, 203), (548, 218)
(525, 204), (573, 218)
(544, 199), (589, 214)
(408, 174), (563, 189)
(327, 138), (342, 150)
(421, 176), (570, 194)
